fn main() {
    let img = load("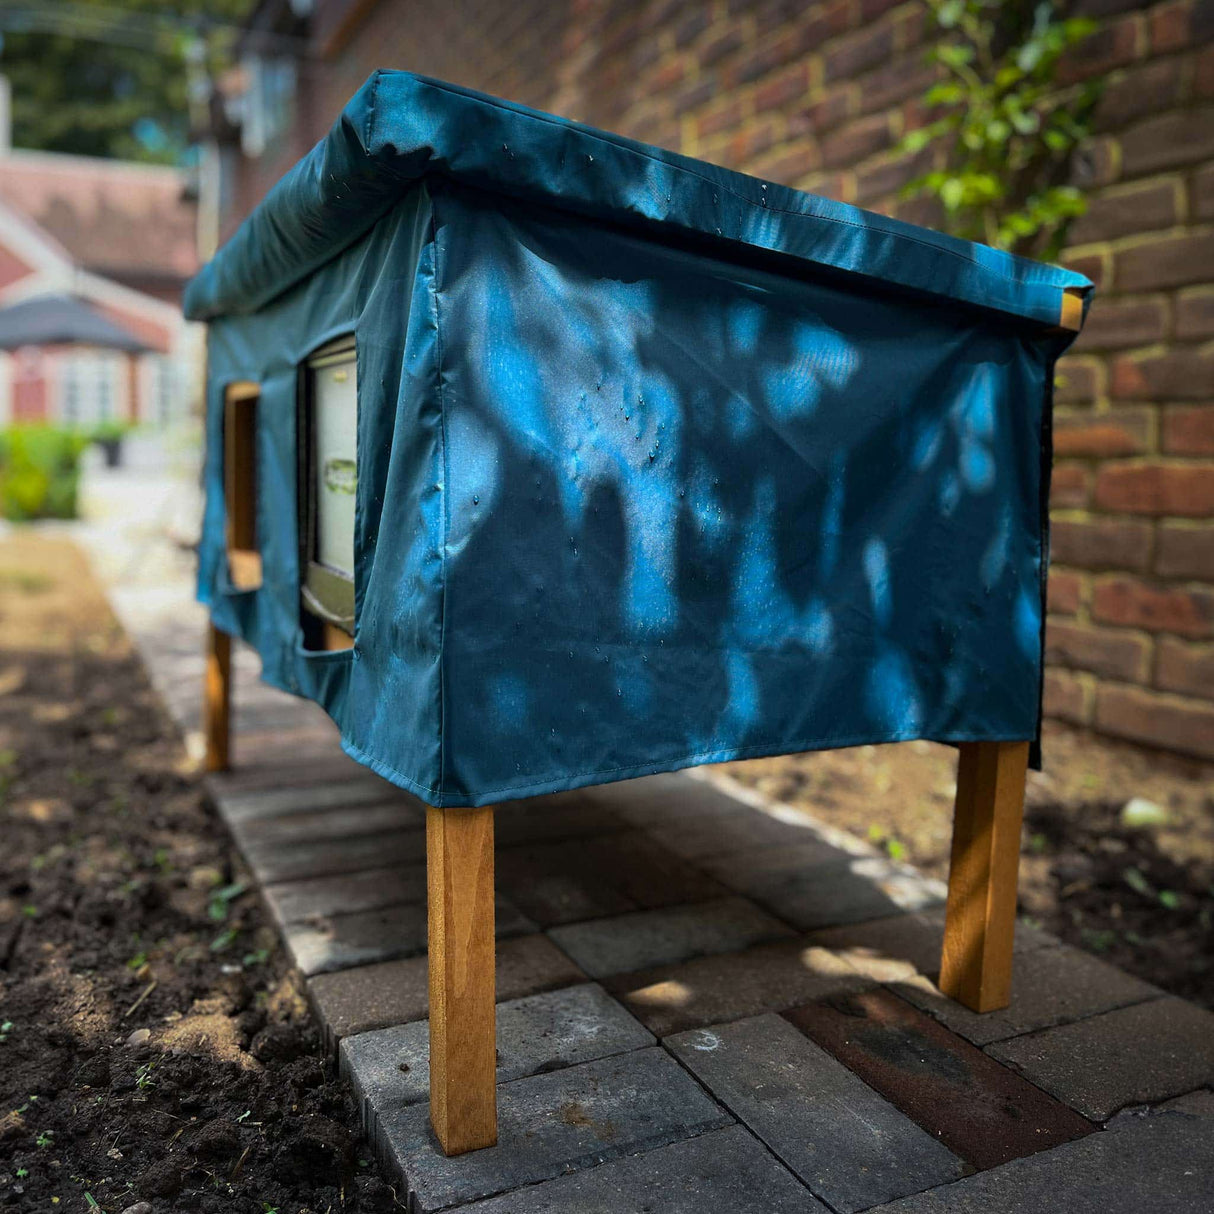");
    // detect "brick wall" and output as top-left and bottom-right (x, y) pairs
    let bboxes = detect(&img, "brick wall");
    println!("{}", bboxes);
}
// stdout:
(233, 0), (1214, 759)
